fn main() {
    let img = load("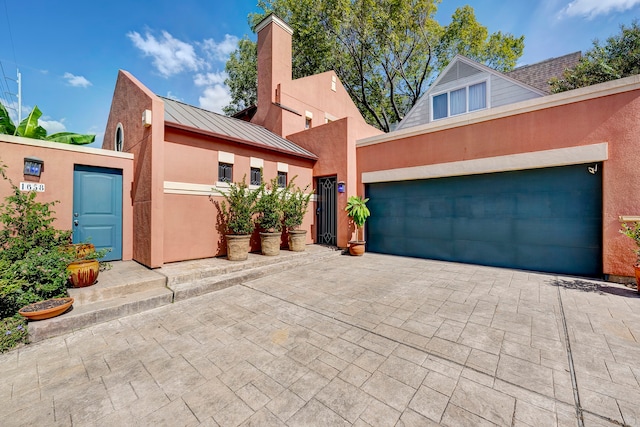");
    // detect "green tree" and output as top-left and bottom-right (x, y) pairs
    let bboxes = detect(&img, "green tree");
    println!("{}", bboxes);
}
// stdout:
(550, 20), (640, 93)
(223, 37), (258, 115)
(225, 1), (524, 131)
